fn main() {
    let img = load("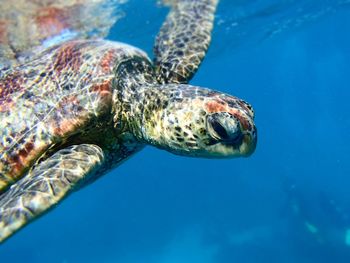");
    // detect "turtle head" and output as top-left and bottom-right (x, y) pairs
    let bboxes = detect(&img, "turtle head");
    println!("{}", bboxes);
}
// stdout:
(139, 84), (257, 158)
